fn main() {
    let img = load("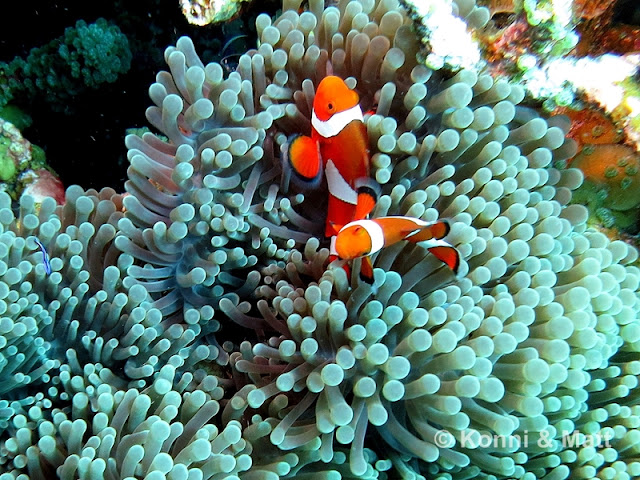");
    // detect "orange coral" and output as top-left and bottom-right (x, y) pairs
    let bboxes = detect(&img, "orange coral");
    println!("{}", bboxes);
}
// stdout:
(572, 144), (640, 211)
(556, 108), (624, 155)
